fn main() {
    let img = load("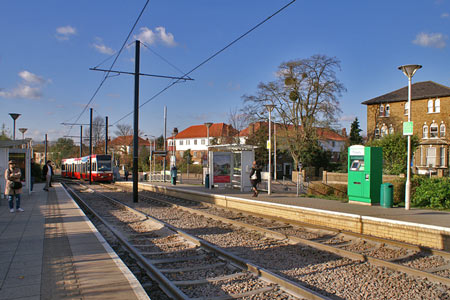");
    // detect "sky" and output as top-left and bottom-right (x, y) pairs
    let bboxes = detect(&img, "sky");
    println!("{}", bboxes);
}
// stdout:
(1, 0), (449, 143)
